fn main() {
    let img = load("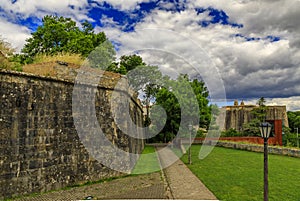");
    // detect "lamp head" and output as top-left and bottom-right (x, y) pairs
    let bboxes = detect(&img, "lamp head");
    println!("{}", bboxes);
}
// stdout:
(188, 124), (193, 131)
(259, 122), (272, 138)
